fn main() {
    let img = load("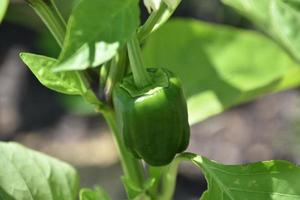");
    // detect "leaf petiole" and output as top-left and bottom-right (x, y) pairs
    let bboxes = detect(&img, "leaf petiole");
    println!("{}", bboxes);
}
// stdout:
(138, 0), (182, 42)
(26, 0), (66, 47)
(138, 2), (168, 42)
(127, 32), (152, 89)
